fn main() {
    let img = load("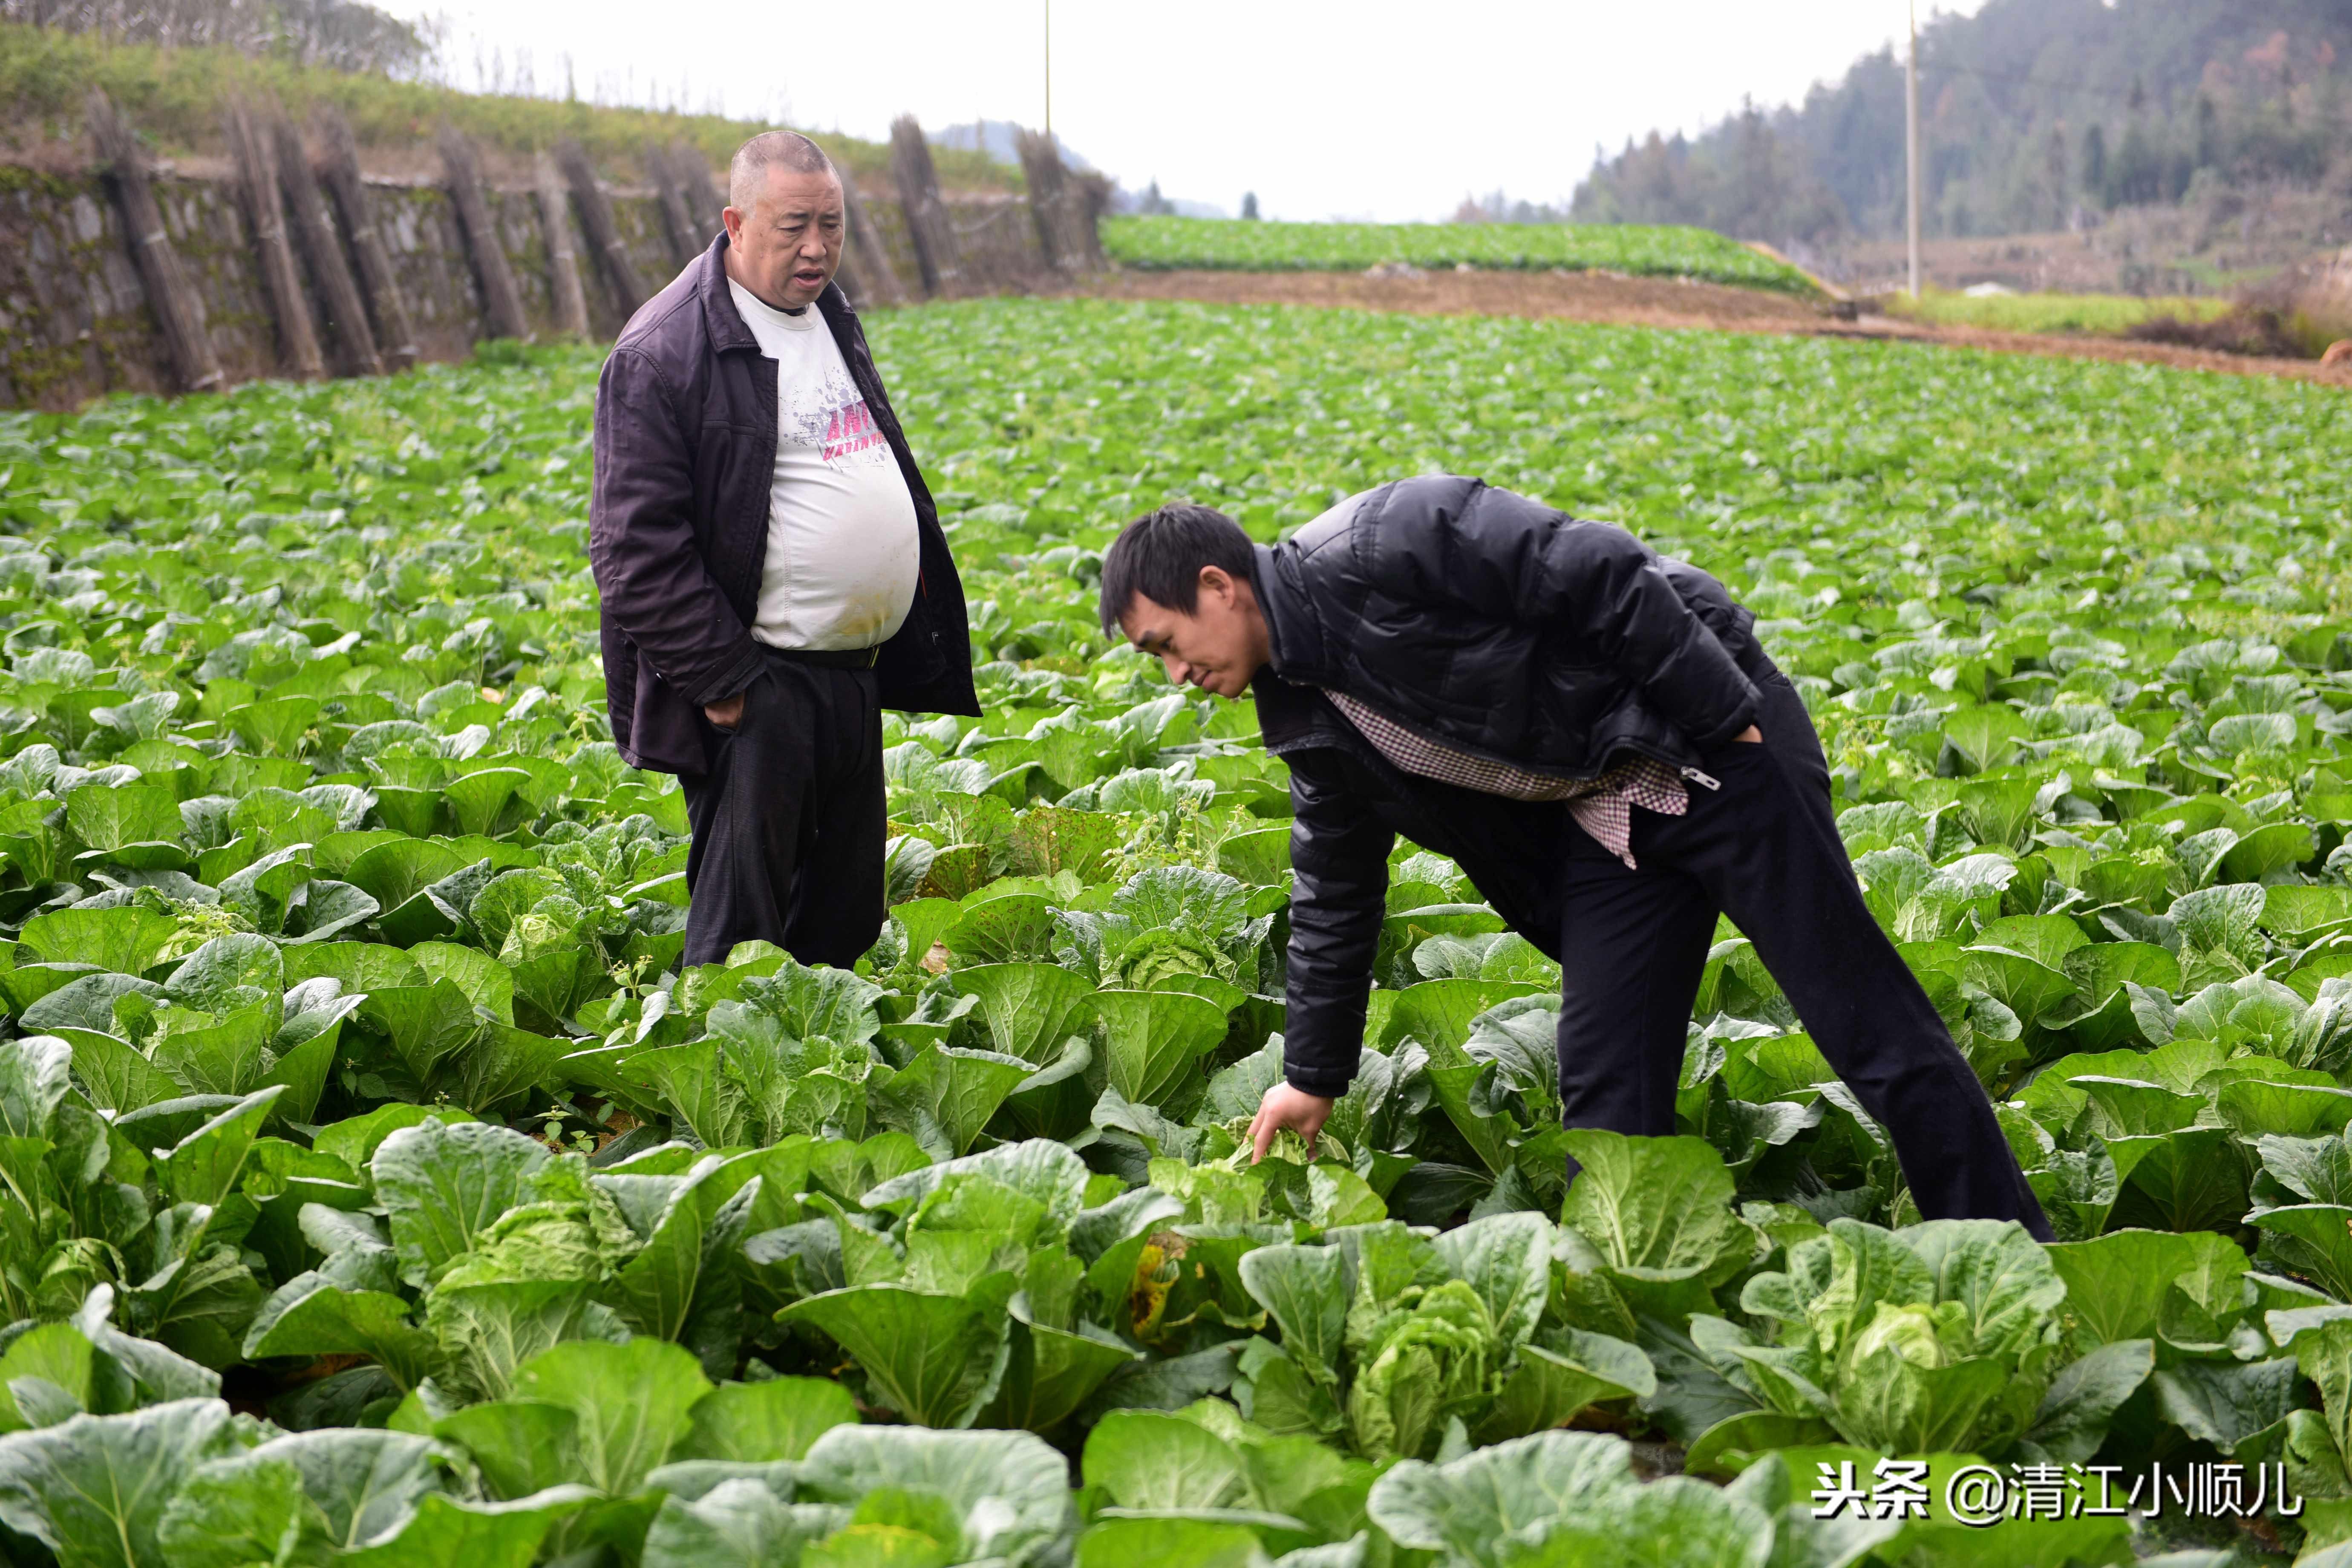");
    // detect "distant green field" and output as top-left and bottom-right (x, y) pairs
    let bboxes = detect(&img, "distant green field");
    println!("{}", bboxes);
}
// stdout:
(1099, 216), (1822, 295)
(1883, 286), (2233, 336)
